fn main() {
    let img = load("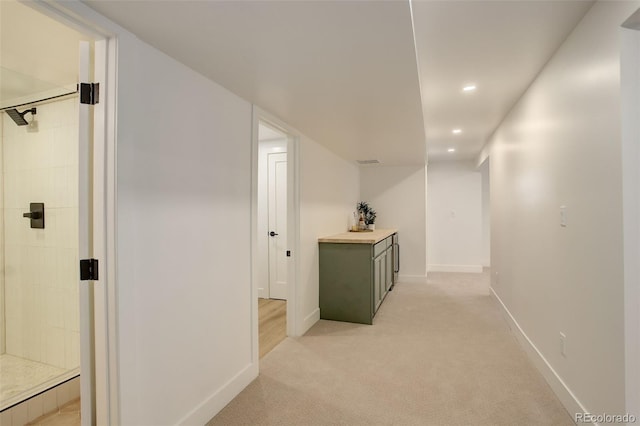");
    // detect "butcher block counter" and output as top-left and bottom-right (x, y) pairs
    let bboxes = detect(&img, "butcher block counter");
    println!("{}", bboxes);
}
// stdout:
(318, 229), (399, 324)
(317, 228), (398, 244)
